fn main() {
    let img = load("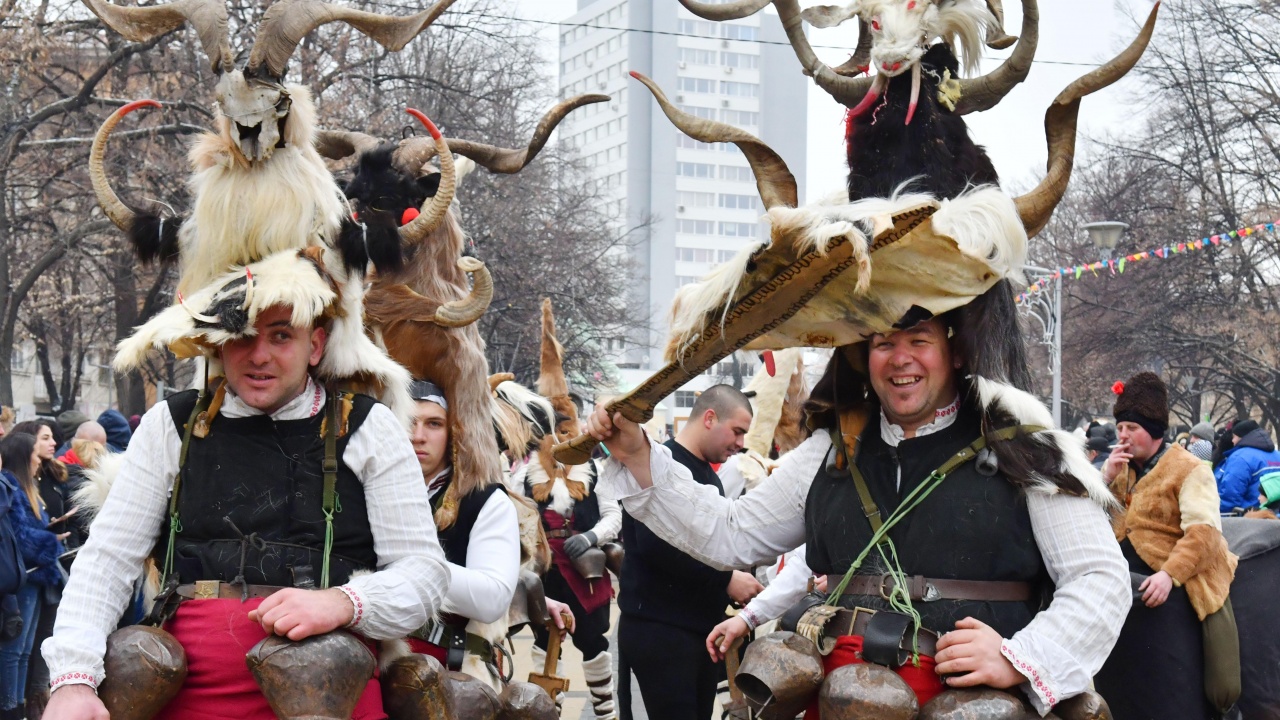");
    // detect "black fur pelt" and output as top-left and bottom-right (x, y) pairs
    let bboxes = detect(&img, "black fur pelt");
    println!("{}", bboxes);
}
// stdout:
(337, 144), (445, 275)
(944, 279), (1034, 392)
(128, 212), (183, 265)
(846, 44), (999, 202)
